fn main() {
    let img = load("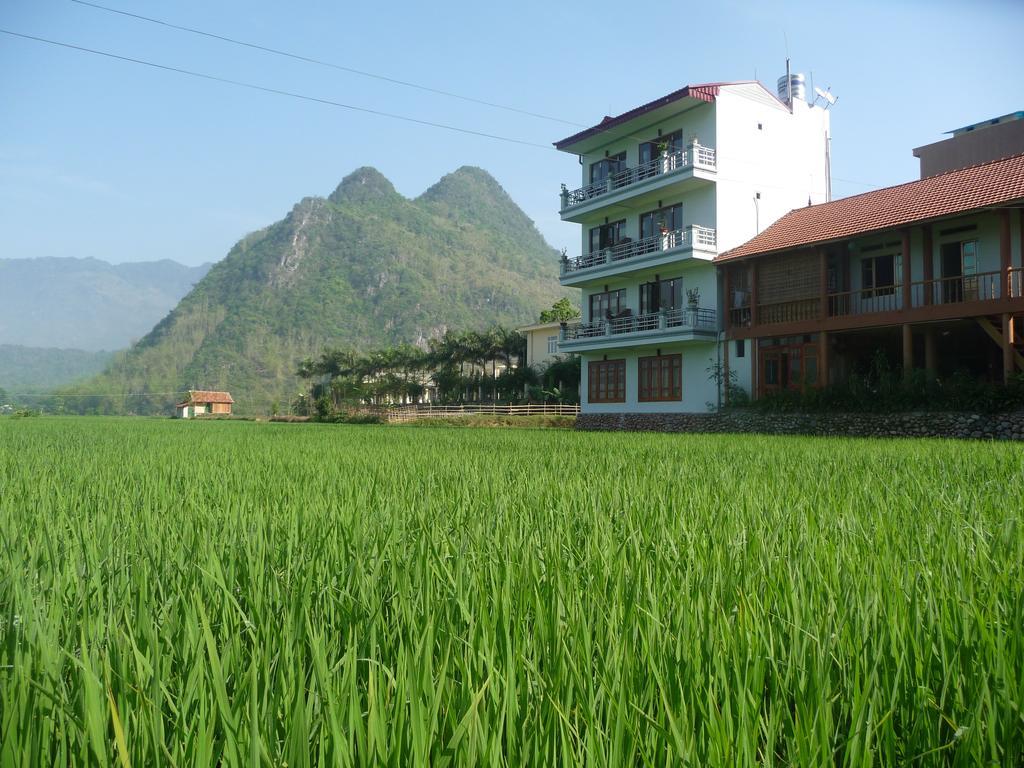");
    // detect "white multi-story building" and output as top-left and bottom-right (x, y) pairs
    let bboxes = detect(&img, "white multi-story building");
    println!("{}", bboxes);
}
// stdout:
(555, 78), (831, 412)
